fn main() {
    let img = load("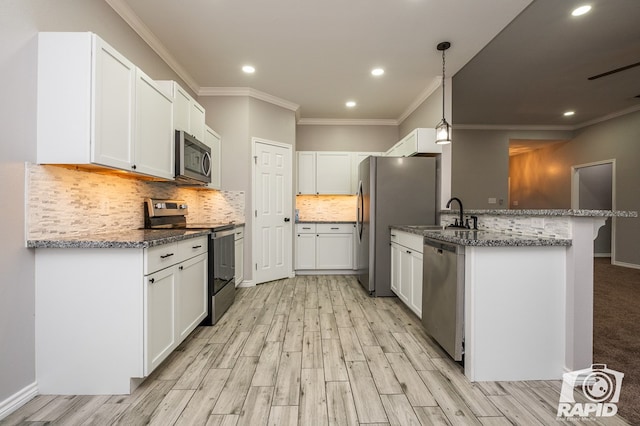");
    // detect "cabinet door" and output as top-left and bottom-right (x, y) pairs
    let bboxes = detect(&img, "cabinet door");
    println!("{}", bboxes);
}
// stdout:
(297, 152), (316, 194)
(145, 266), (177, 375)
(134, 68), (174, 180)
(352, 224), (358, 271)
(316, 152), (351, 194)
(235, 237), (244, 286)
(351, 153), (370, 194)
(177, 254), (208, 340)
(173, 84), (191, 133)
(205, 126), (222, 190)
(390, 242), (401, 295)
(190, 101), (206, 142)
(92, 36), (135, 170)
(398, 248), (412, 304)
(409, 250), (423, 318)
(316, 233), (353, 269)
(295, 233), (316, 270)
